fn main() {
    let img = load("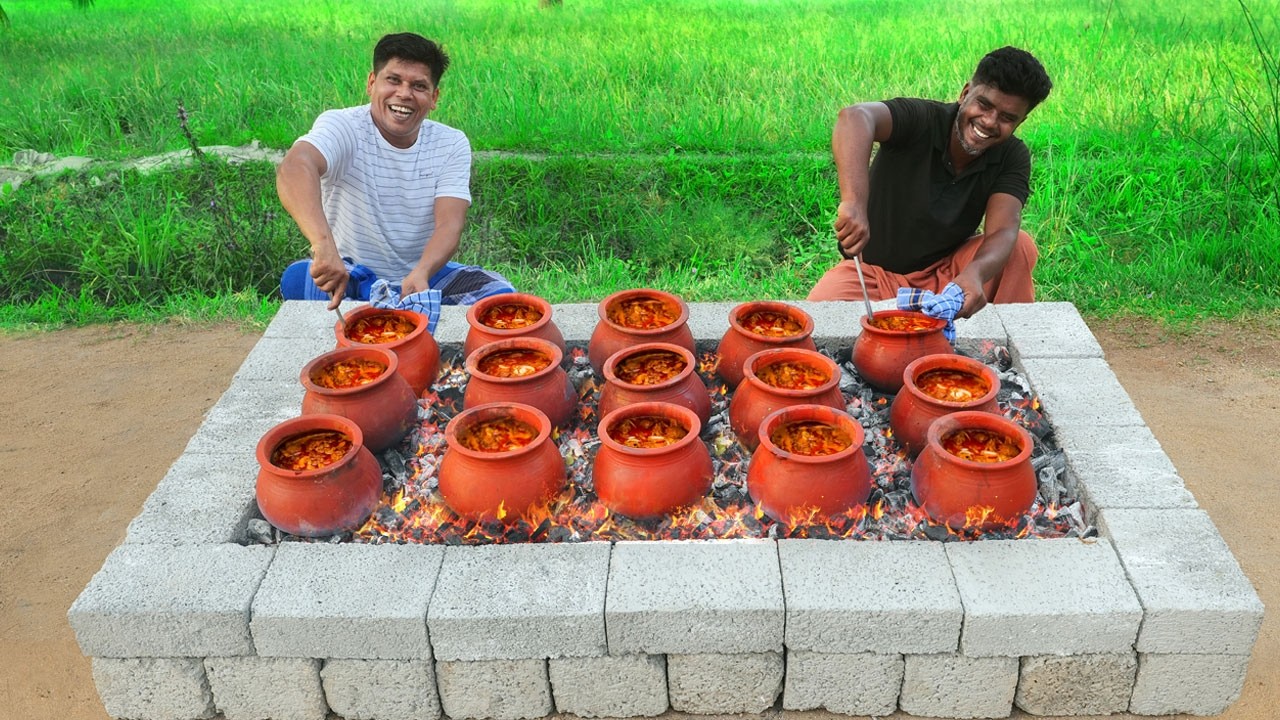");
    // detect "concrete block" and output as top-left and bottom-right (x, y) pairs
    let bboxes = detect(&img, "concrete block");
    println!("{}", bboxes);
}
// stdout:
(900, 653), (1019, 719)
(432, 303), (470, 345)
(233, 335), (337, 383)
(779, 539), (961, 653)
(606, 539), (783, 655)
(251, 543), (444, 659)
(1129, 653), (1252, 716)
(687, 300), (737, 345)
(548, 654), (668, 718)
(1062, 423), (1197, 510)
(954, 306), (1009, 355)
(947, 539), (1141, 657)
(263, 300), (363, 341)
(125, 451), (258, 544)
(204, 656), (326, 720)
(782, 650), (902, 715)
(90, 657), (215, 720)
(435, 658), (553, 720)
(1017, 357), (1146, 428)
(996, 302), (1104, 361)
(321, 659), (440, 720)
(1015, 653), (1137, 716)
(667, 652), (783, 714)
(544, 302), (597, 346)
(792, 299), (860, 353)
(428, 542), (609, 661)
(1097, 508), (1264, 654)
(69, 544), (273, 658)
(183, 380), (303, 456)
